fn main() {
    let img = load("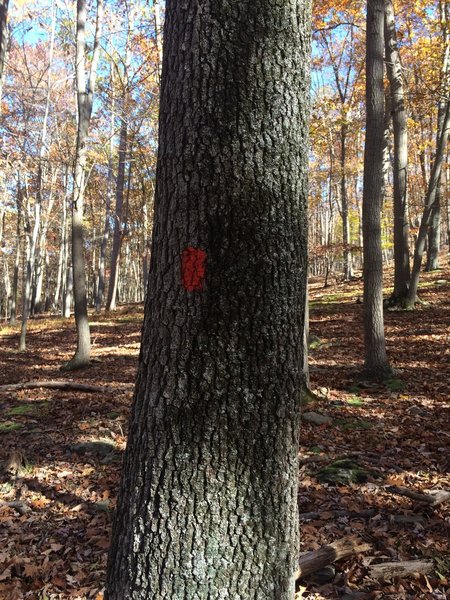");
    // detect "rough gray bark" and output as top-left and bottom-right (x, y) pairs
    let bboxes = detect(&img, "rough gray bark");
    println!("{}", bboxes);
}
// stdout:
(385, 0), (410, 303)
(64, 0), (103, 369)
(105, 0), (311, 598)
(362, 0), (390, 377)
